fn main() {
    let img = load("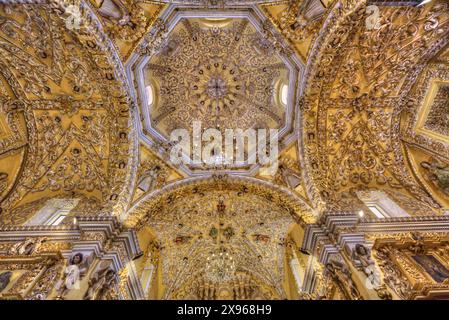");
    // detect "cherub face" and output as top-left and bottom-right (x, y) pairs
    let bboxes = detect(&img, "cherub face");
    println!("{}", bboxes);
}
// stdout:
(356, 245), (367, 256)
(72, 254), (83, 265)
